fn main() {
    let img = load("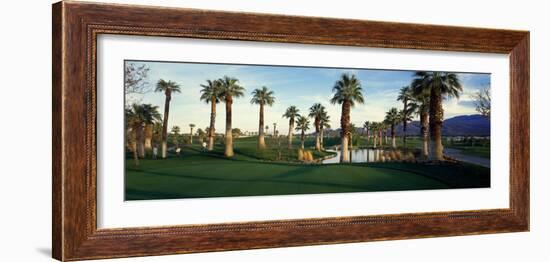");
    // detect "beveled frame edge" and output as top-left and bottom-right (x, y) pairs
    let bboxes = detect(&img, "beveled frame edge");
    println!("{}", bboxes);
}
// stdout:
(52, 1), (529, 261)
